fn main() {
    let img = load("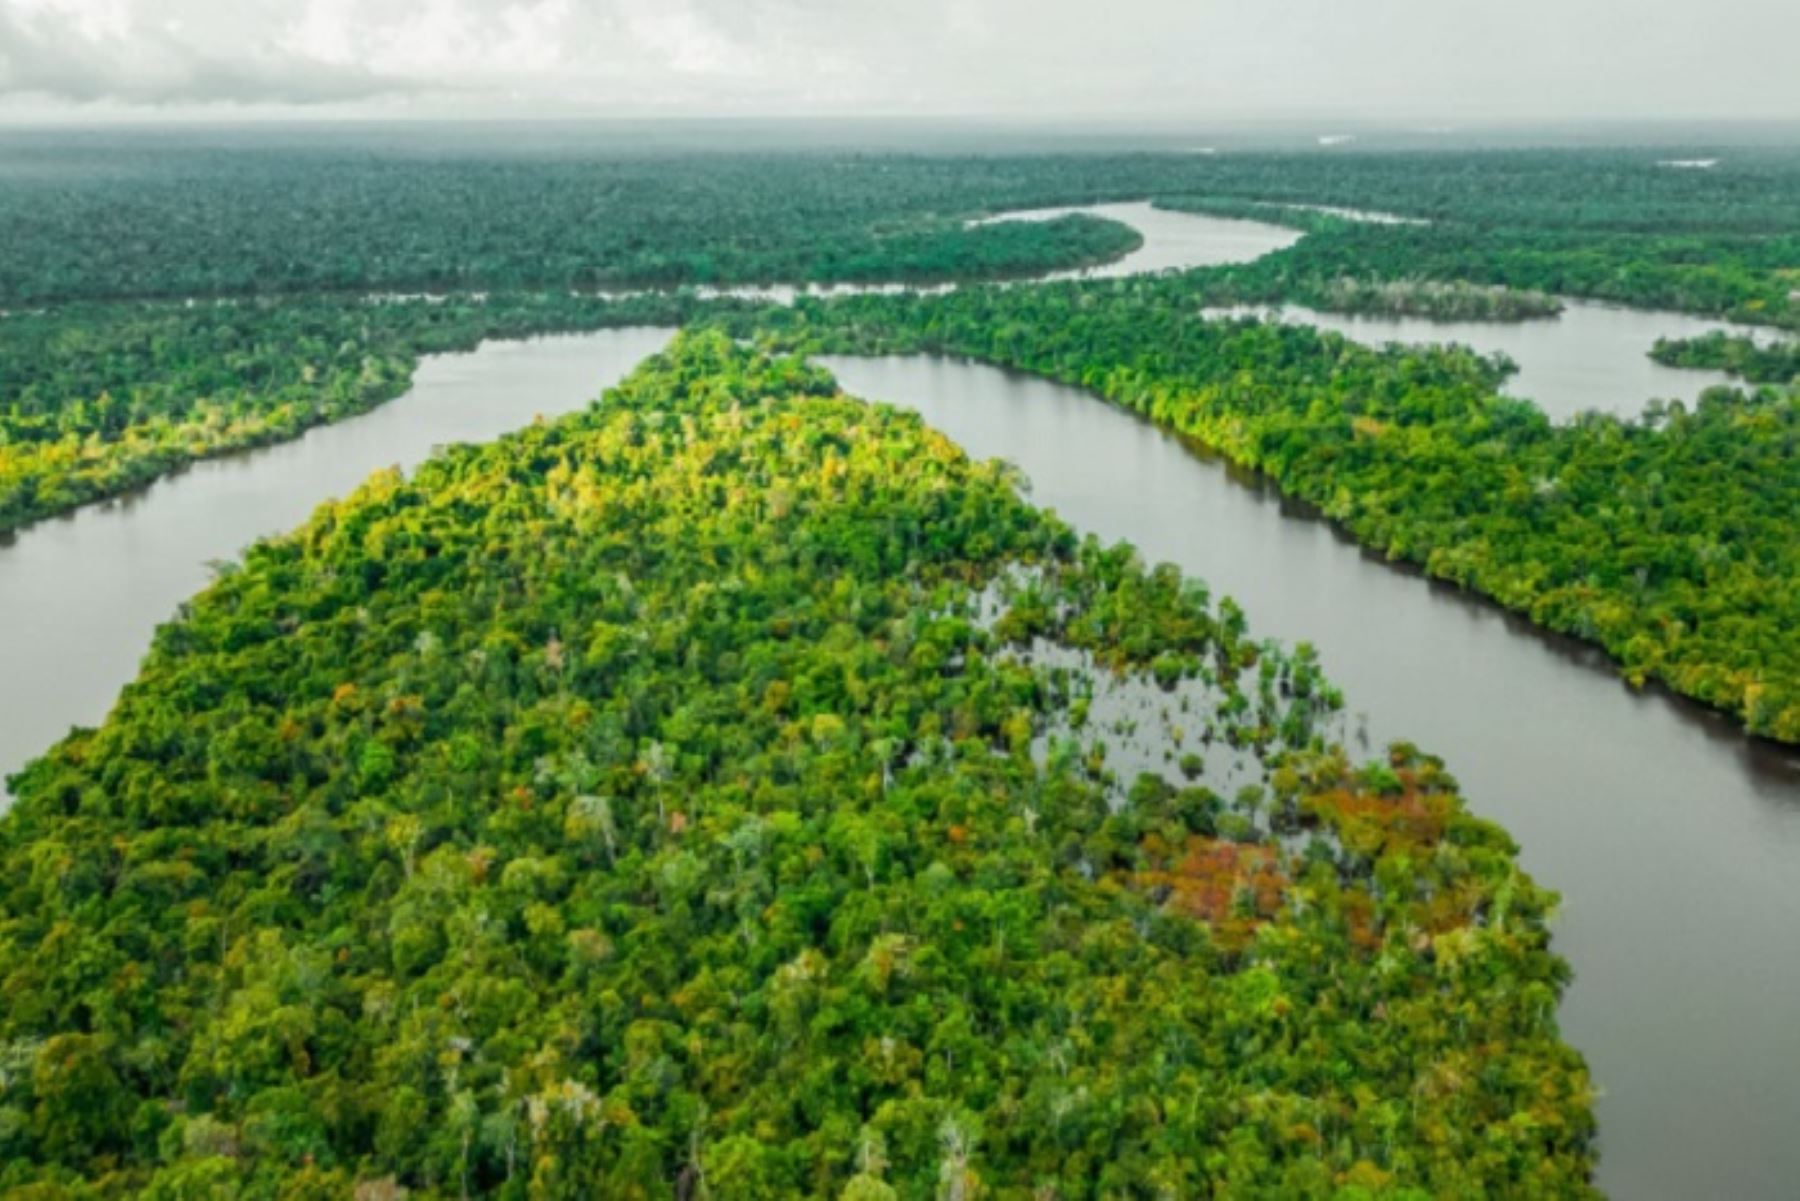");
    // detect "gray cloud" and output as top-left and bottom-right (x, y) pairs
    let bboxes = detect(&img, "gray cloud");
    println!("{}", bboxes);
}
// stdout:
(0, 3), (397, 104)
(0, 0), (1797, 120)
